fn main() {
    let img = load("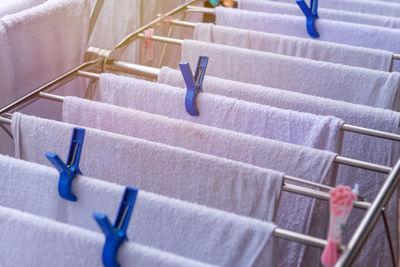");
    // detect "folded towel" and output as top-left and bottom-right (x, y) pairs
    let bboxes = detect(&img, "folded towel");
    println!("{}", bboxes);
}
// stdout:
(0, 0), (46, 18)
(240, 0), (400, 29)
(264, 0), (400, 17)
(63, 95), (337, 266)
(88, 0), (140, 63)
(0, 0), (90, 121)
(194, 23), (393, 71)
(181, 39), (400, 110)
(159, 67), (400, 267)
(216, 7), (400, 71)
(0, 154), (277, 267)
(12, 112), (282, 223)
(0, 205), (214, 267)
(98, 73), (344, 153)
